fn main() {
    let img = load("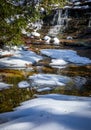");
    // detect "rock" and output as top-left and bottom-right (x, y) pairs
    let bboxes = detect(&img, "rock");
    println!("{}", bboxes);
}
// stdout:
(43, 36), (51, 44)
(31, 31), (40, 37)
(18, 81), (30, 88)
(67, 36), (73, 40)
(52, 37), (60, 45)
